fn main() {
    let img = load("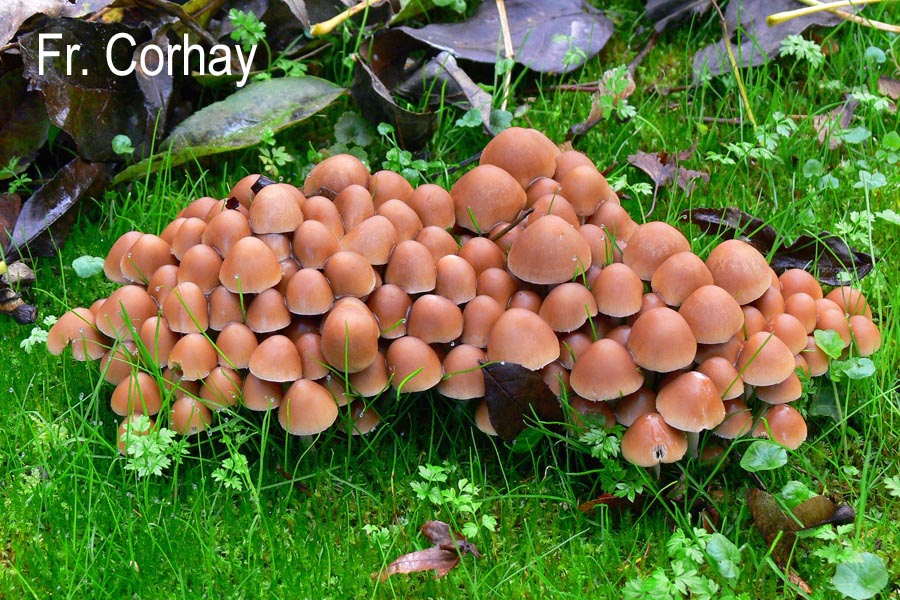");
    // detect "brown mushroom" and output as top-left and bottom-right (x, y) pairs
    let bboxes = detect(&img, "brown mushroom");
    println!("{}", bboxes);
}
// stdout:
(385, 336), (443, 392)
(507, 215), (592, 285)
(705, 239), (771, 304)
(486, 308), (560, 370)
(570, 339), (644, 401)
(627, 307), (697, 373)
(450, 164), (527, 233)
(621, 412), (688, 468)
